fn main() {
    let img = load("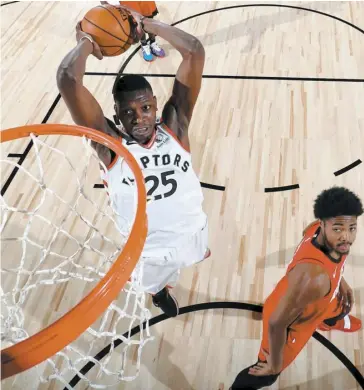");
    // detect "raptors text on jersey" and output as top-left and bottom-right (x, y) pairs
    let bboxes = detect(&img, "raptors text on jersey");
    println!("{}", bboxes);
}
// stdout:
(101, 123), (208, 257)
